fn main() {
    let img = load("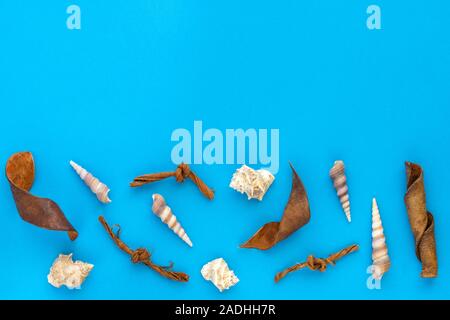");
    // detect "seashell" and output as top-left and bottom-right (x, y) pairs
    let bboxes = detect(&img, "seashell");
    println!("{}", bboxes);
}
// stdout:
(151, 193), (193, 247)
(329, 160), (351, 222)
(70, 160), (111, 204)
(47, 253), (94, 289)
(229, 165), (275, 201)
(371, 198), (390, 280)
(201, 258), (239, 292)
